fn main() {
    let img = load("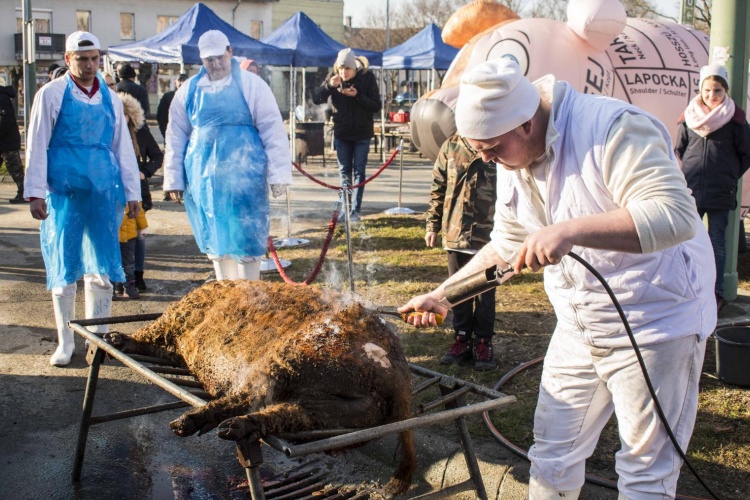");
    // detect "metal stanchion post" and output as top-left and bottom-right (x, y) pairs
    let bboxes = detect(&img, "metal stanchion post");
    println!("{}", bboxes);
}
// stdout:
(384, 140), (414, 215)
(274, 187), (309, 248)
(342, 188), (355, 292)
